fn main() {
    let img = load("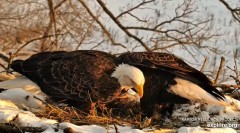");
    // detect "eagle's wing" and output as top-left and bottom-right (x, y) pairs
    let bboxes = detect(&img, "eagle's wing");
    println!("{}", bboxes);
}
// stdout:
(11, 50), (119, 103)
(117, 52), (196, 72)
(117, 52), (211, 84)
